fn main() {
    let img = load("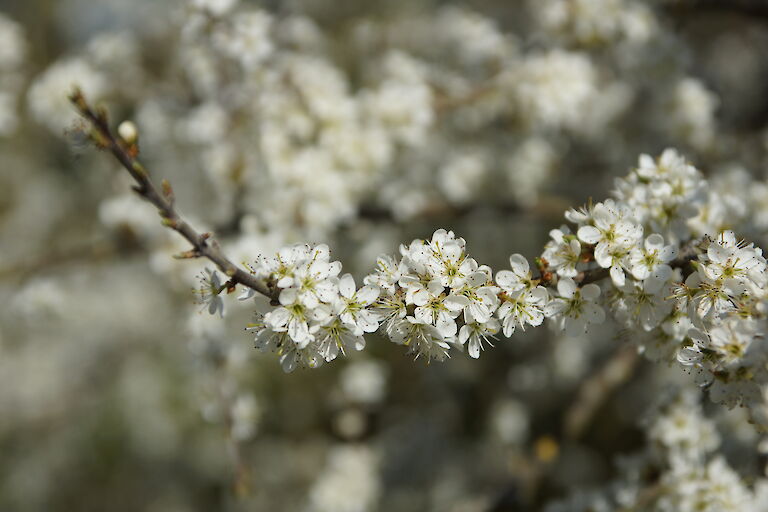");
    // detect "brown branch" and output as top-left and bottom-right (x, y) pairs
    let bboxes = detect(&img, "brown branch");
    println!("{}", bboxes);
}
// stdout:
(69, 90), (279, 303)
